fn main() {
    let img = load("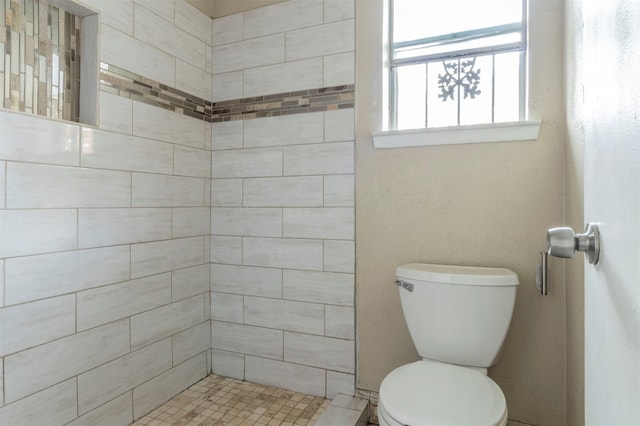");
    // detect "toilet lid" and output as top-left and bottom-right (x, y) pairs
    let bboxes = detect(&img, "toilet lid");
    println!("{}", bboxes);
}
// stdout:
(379, 360), (507, 426)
